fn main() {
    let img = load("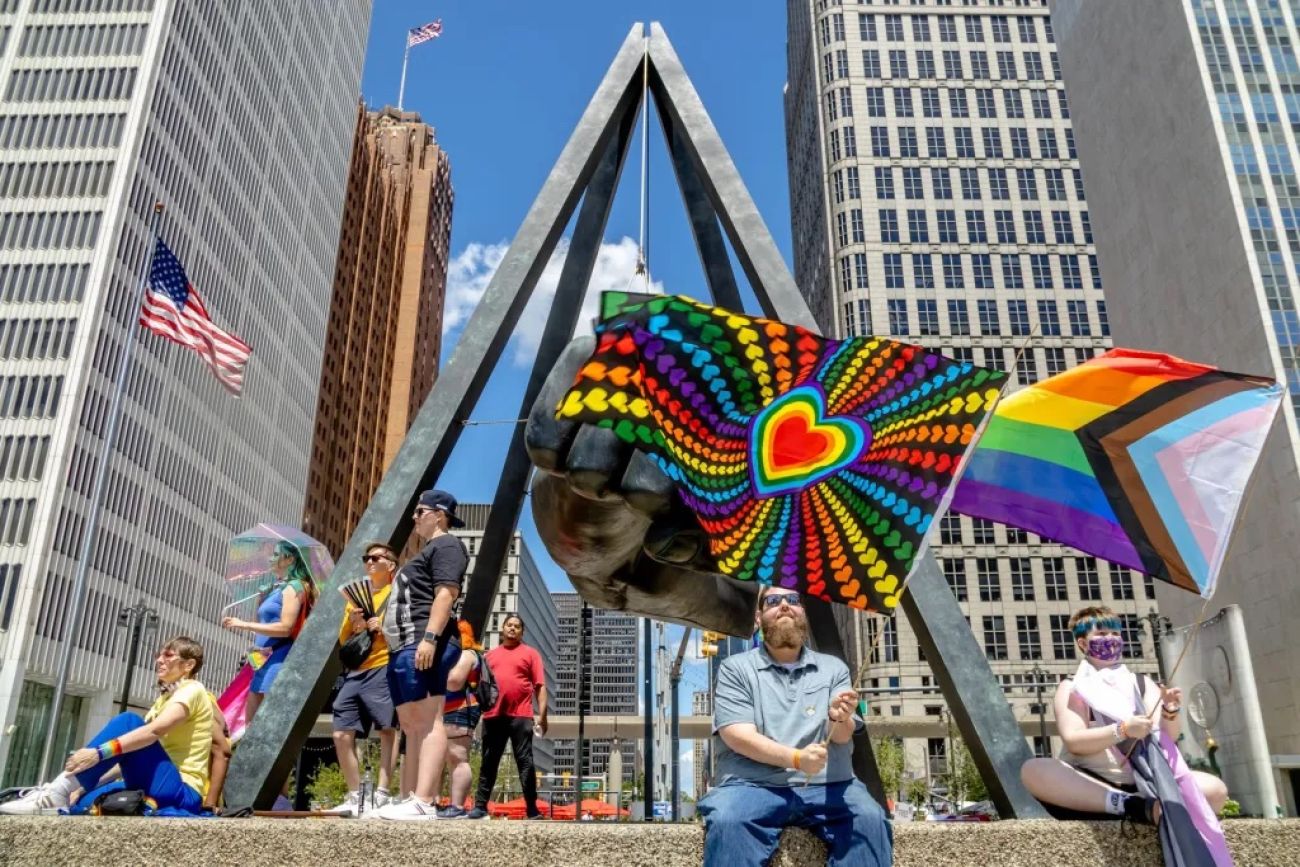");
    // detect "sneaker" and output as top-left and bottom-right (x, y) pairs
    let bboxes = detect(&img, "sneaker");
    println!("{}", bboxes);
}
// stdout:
(464, 806), (490, 820)
(436, 805), (467, 819)
(371, 790), (392, 810)
(376, 796), (438, 821)
(0, 786), (68, 816)
(525, 812), (547, 820)
(326, 791), (362, 818)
